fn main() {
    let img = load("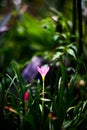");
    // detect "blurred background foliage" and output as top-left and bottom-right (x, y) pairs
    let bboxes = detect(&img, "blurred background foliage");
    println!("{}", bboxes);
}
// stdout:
(0, 0), (73, 75)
